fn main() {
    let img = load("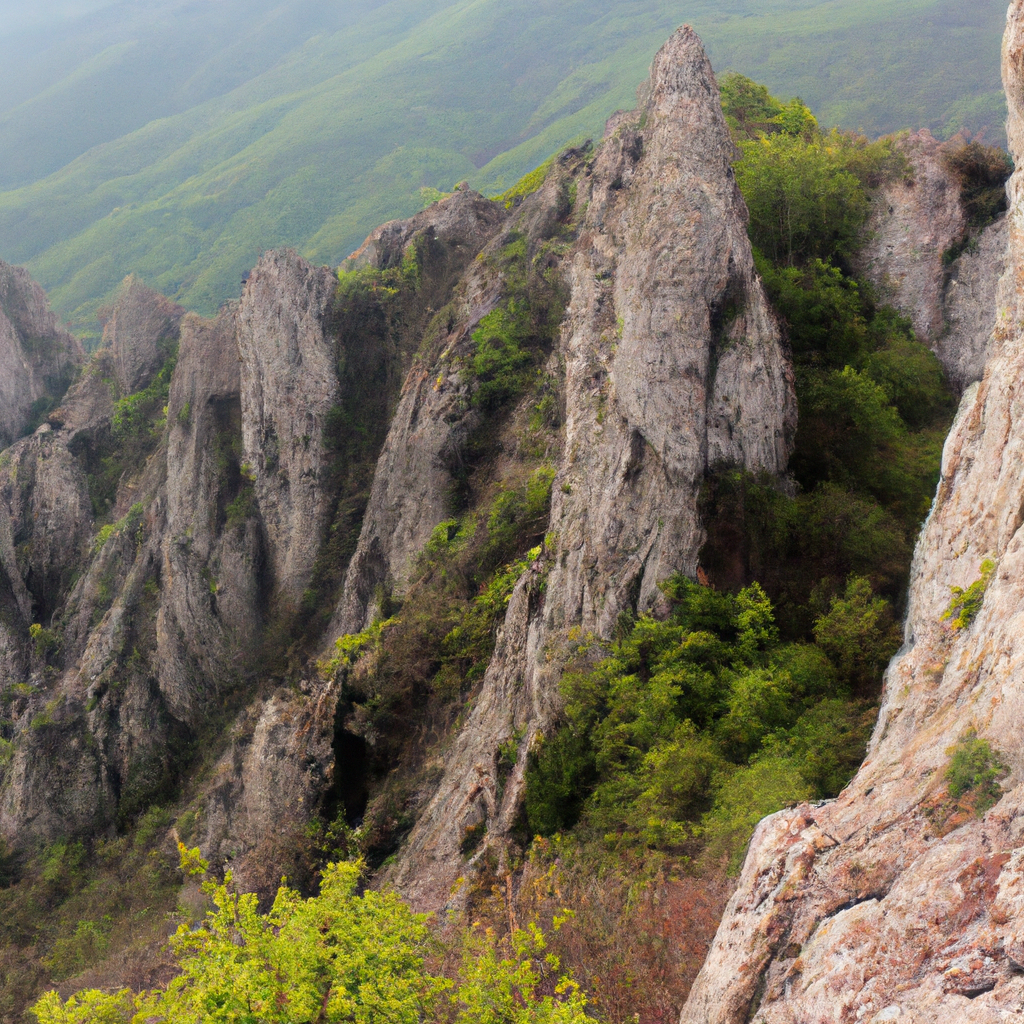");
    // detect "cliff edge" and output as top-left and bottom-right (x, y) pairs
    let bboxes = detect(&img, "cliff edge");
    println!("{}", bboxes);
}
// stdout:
(680, 5), (1024, 1021)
